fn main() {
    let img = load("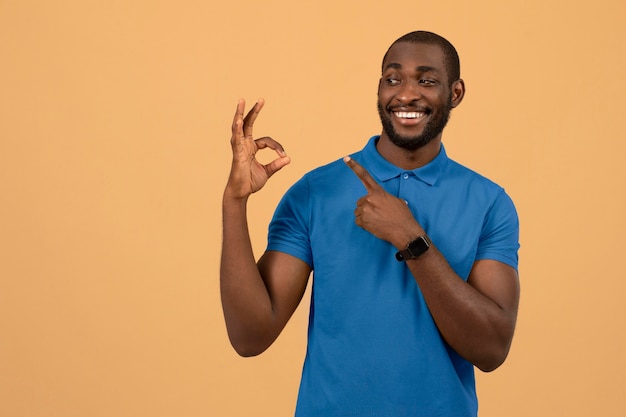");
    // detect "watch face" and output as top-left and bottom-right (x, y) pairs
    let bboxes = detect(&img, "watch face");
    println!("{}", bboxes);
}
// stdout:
(408, 240), (425, 256)
(396, 236), (430, 261)
(408, 236), (430, 257)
